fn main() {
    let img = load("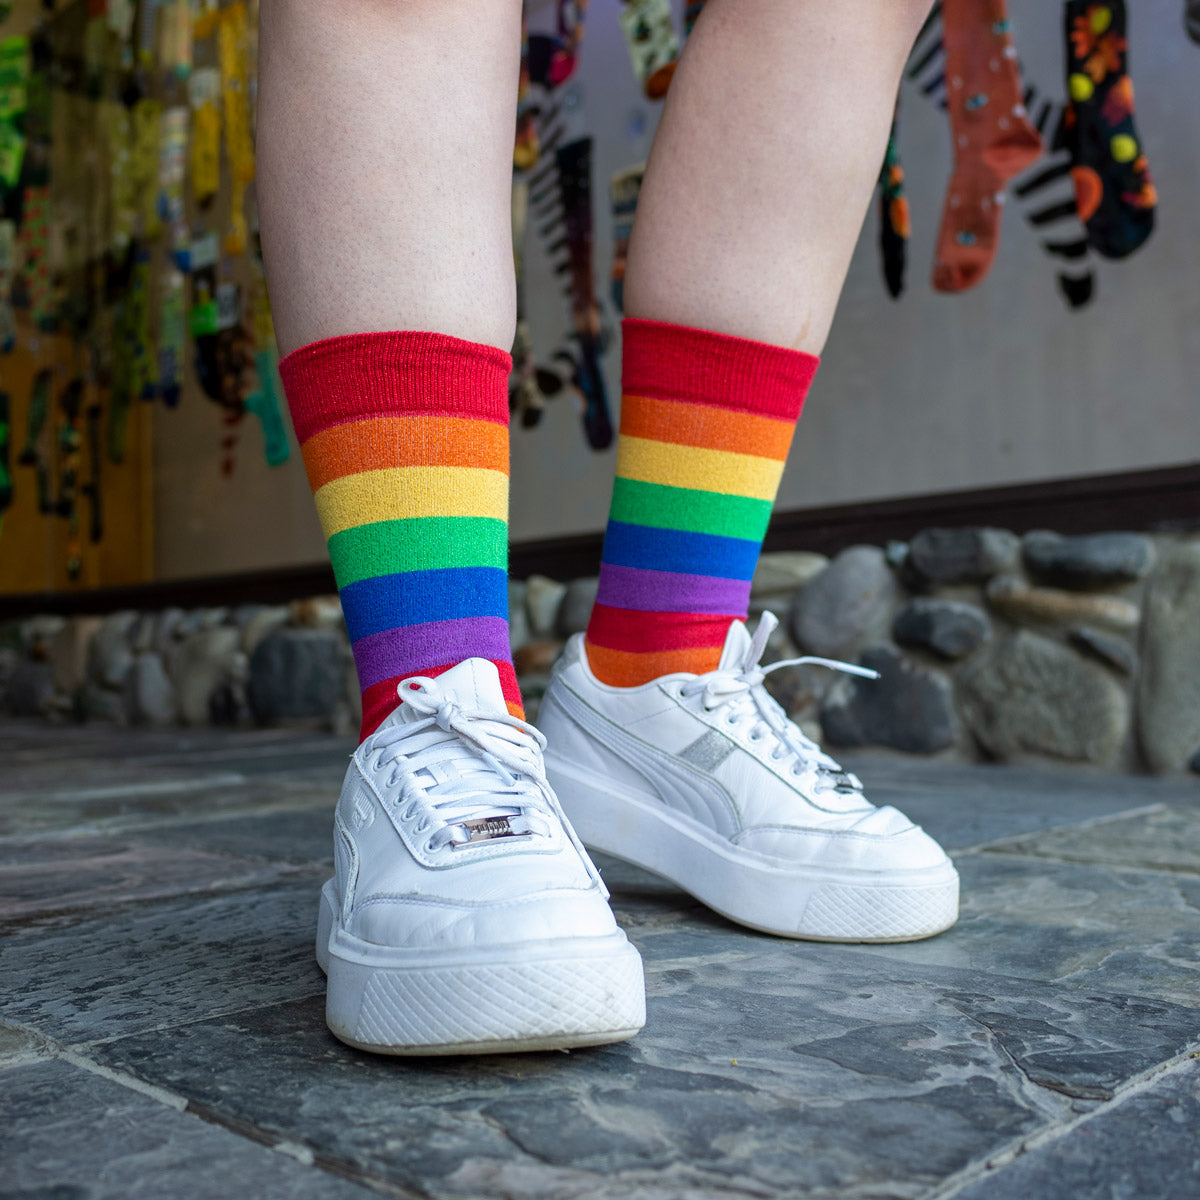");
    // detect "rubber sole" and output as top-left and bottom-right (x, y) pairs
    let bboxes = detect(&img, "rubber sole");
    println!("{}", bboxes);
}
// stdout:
(545, 757), (960, 943)
(316, 881), (646, 1055)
